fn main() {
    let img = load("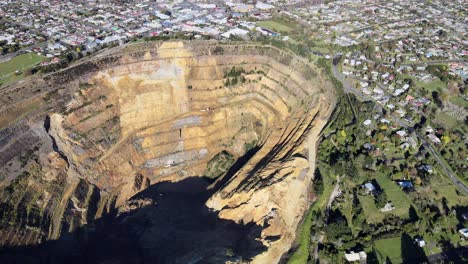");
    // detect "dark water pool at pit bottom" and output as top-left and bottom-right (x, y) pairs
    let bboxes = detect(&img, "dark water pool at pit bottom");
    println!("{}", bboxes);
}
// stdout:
(0, 177), (267, 264)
